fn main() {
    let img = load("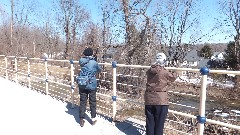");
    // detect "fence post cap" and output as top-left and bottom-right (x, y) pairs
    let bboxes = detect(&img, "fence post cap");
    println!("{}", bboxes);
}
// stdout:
(69, 59), (74, 64)
(196, 115), (206, 123)
(112, 61), (117, 68)
(71, 85), (75, 89)
(112, 96), (117, 101)
(200, 67), (209, 75)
